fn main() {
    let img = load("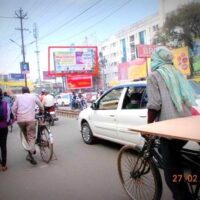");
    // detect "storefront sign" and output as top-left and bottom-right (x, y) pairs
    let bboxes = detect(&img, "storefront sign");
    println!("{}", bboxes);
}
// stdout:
(136, 44), (157, 58)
